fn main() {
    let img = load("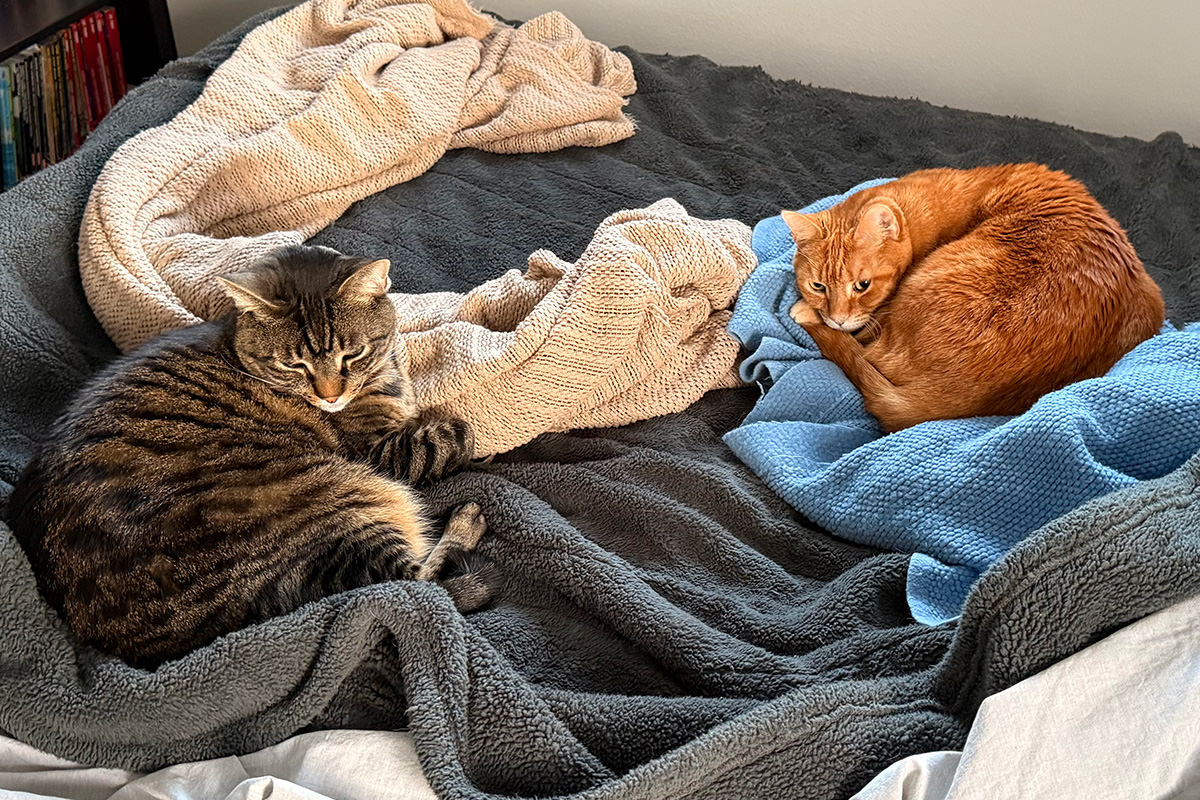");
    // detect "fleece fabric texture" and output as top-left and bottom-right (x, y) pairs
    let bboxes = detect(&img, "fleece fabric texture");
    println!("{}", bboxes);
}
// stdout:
(2, 9), (1200, 800)
(725, 187), (1200, 624)
(78, 0), (636, 353)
